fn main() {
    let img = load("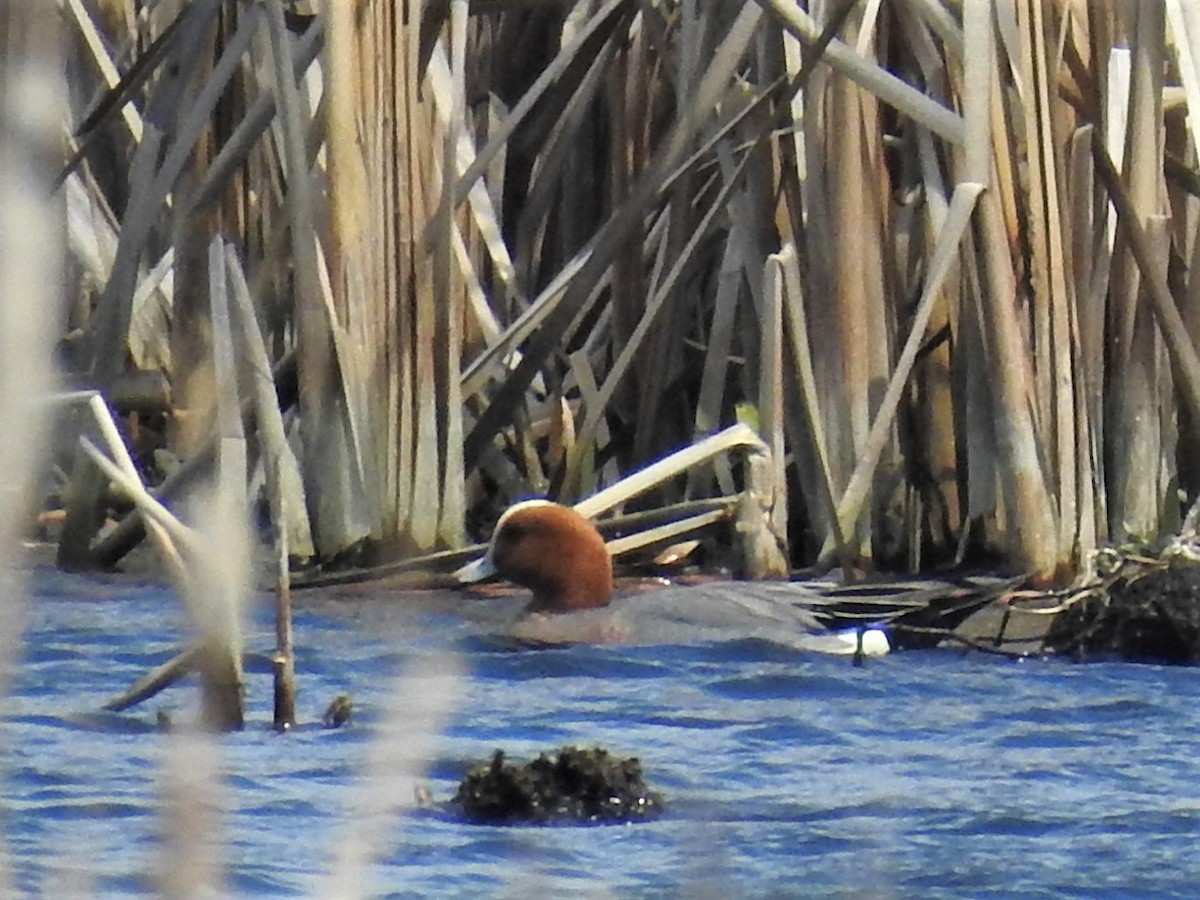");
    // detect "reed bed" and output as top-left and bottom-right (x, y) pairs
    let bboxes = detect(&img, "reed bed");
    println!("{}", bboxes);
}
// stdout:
(41, 1), (1200, 586)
